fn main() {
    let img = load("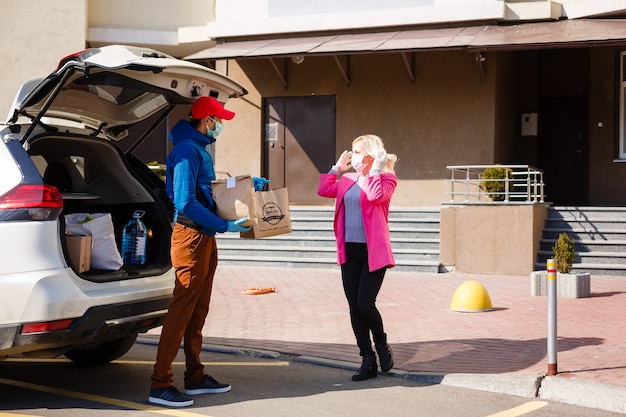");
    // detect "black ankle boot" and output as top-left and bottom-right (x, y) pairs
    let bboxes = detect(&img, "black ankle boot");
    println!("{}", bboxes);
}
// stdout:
(376, 342), (394, 373)
(352, 352), (377, 381)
